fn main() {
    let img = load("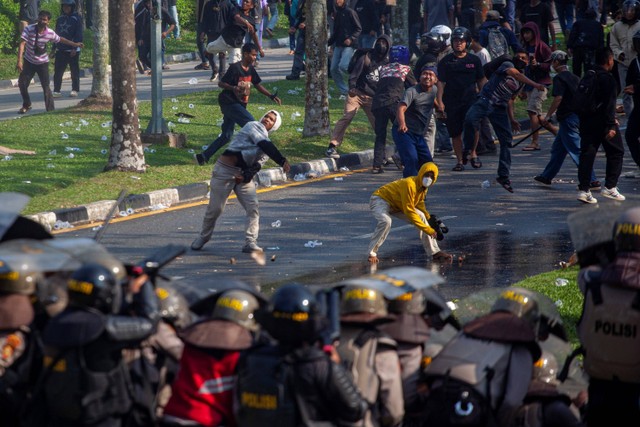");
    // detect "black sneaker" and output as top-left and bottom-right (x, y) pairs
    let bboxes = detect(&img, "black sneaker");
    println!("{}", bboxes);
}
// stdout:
(136, 59), (145, 74)
(534, 175), (552, 185)
(589, 180), (602, 191)
(194, 153), (206, 166)
(286, 74), (300, 80)
(326, 146), (340, 159)
(210, 71), (219, 82)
